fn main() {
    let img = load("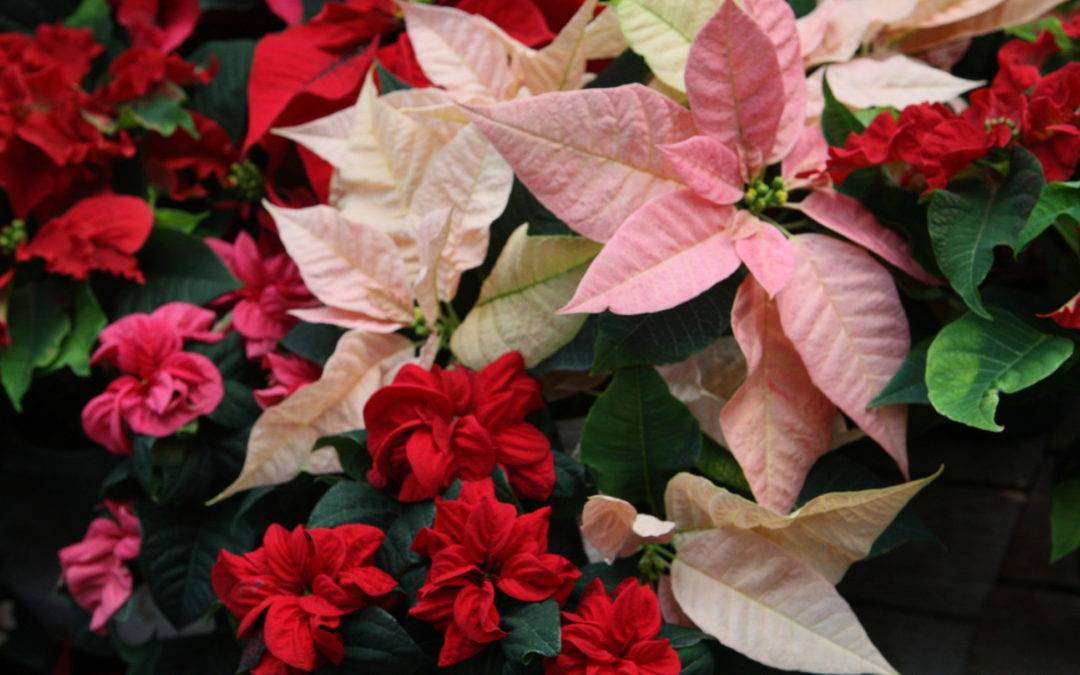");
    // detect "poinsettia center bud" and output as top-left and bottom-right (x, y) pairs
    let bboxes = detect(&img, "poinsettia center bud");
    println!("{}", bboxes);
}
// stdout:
(984, 116), (1019, 139)
(0, 220), (26, 254)
(637, 544), (673, 582)
(228, 161), (264, 201)
(743, 177), (787, 214)
(411, 305), (430, 337)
